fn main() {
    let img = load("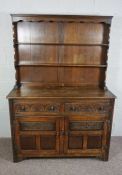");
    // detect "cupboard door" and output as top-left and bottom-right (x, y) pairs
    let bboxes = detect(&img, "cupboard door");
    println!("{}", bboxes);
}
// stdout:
(64, 117), (109, 156)
(15, 117), (60, 156)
